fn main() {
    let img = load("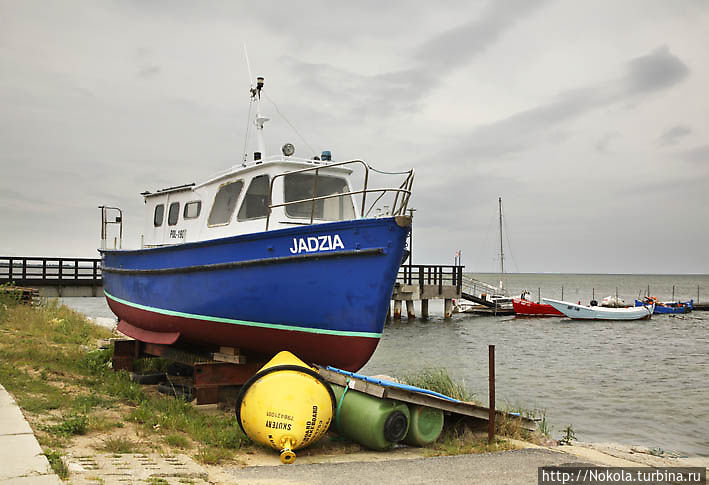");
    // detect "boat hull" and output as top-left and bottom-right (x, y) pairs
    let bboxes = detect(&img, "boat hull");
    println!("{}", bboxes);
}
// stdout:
(101, 217), (410, 371)
(542, 298), (653, 321)
(634, 299), (693, 314)
(512, 298), (563, 316)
